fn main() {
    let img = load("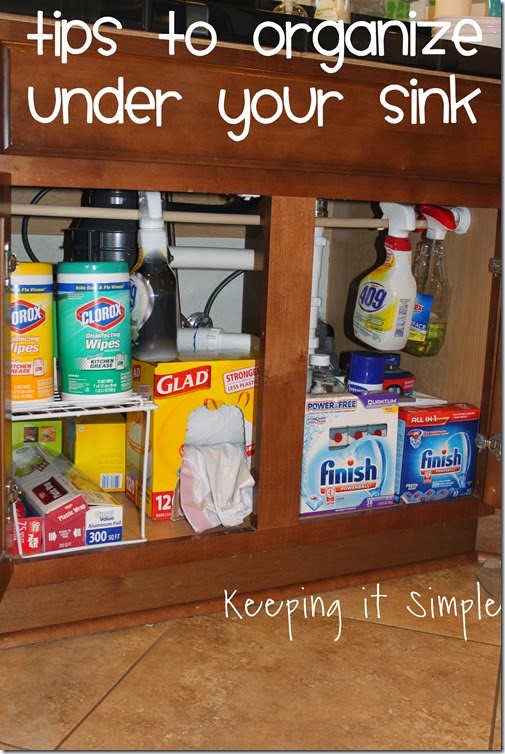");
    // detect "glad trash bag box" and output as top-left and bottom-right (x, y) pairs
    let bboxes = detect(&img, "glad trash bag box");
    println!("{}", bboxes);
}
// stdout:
(300, 392), (399, 516)
(126, 356), (259, 520)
